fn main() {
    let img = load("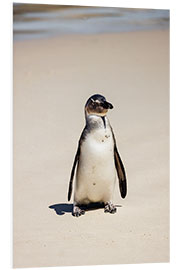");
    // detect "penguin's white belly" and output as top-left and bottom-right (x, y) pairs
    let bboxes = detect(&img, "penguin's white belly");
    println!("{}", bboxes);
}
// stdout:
(75, 128), (116, 204)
